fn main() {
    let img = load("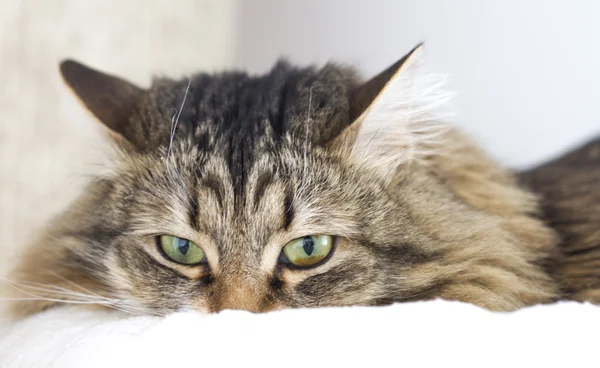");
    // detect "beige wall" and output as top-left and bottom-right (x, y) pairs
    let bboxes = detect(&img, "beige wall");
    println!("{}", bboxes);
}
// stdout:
(0, 0), (237, 277)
